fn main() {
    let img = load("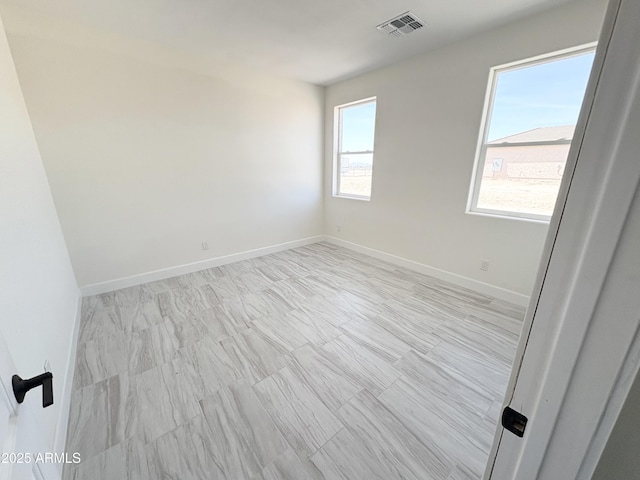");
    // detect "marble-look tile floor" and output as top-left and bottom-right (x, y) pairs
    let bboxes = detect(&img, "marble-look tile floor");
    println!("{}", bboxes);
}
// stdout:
(63, 242), (525, 480)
